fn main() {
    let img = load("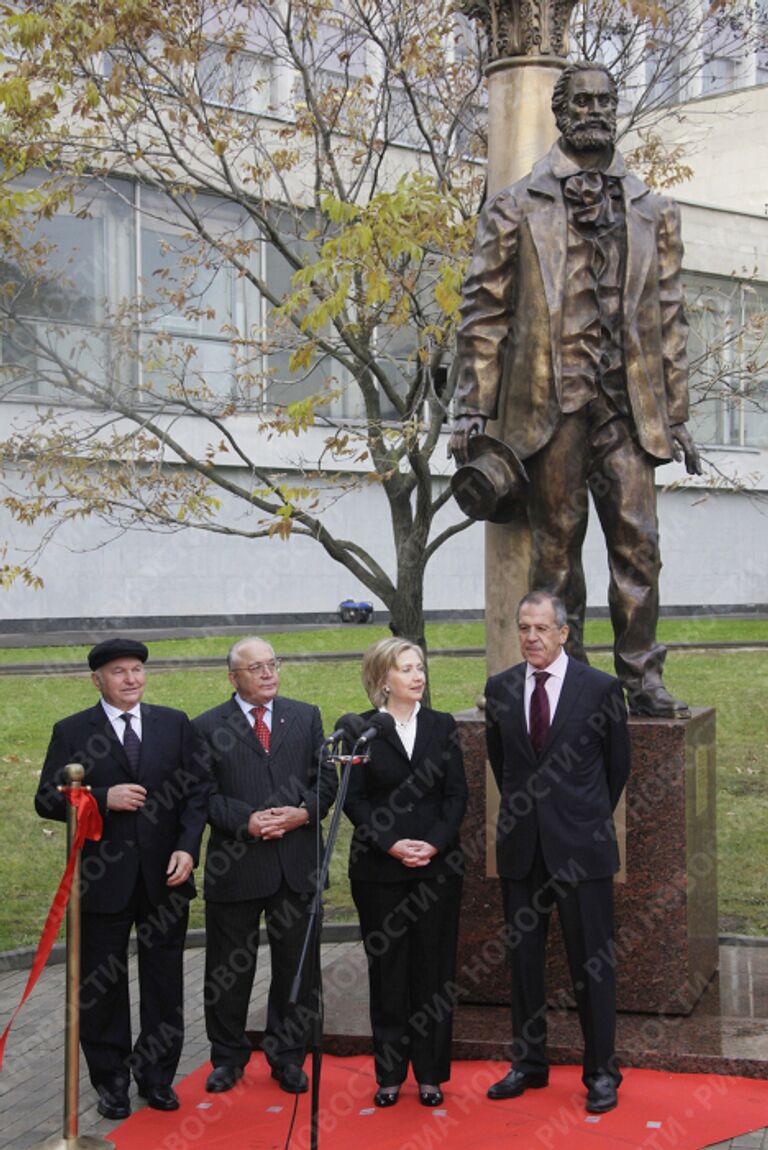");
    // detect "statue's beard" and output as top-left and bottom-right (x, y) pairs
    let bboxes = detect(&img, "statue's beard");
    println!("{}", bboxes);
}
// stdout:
(560, 116), (616, 152)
